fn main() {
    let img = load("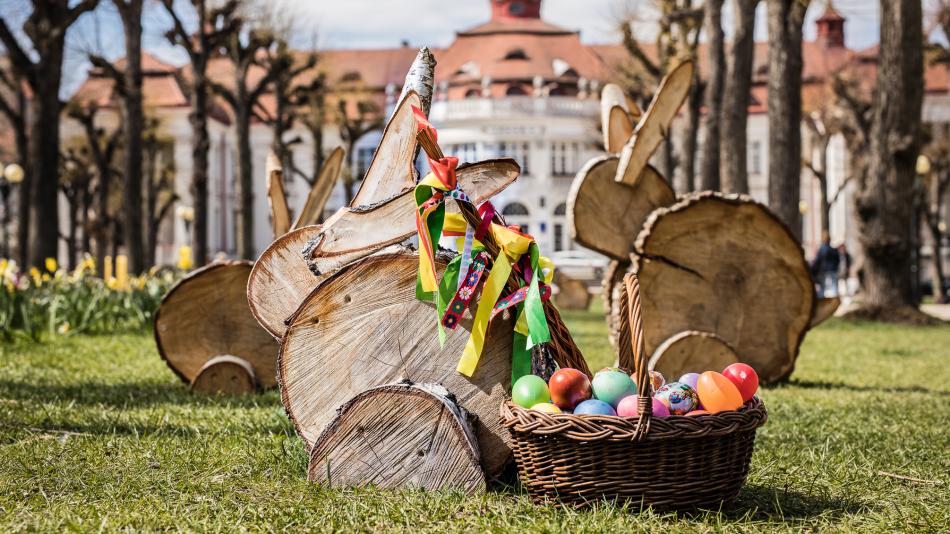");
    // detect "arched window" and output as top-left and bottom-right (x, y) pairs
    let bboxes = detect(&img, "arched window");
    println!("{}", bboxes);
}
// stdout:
(340, 71), (362, 83)
(504, 48), (529, 61)
(506, 84), (528, 96)
(502, 202), (530, 216)
(554, 203), (567, 216)
(553, 203), (569, 251)
(502, 202), (530, 234)
(464, 88), (481, 99)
